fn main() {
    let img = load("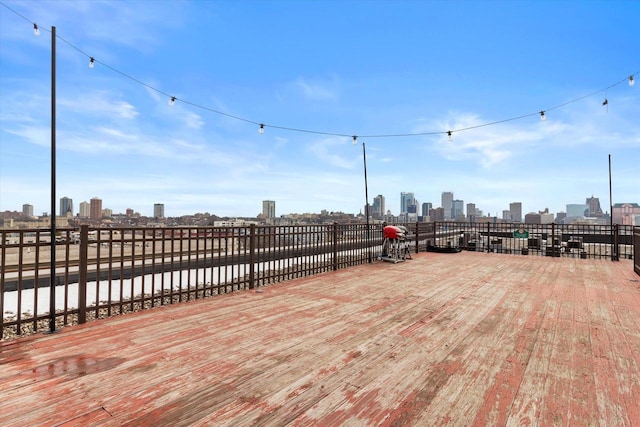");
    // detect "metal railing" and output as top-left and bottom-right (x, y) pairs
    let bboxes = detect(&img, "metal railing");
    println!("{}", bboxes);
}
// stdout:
(634, 226), (640, 275)
(428, 222), (635, 260)
(0, 222), (635, 339)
